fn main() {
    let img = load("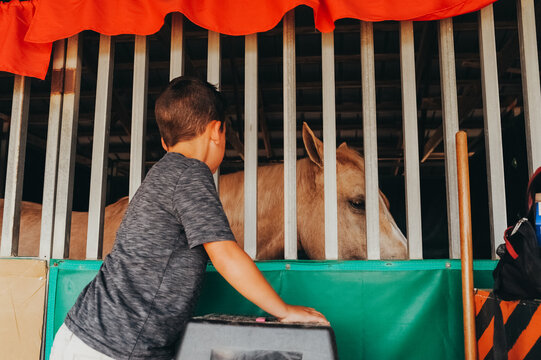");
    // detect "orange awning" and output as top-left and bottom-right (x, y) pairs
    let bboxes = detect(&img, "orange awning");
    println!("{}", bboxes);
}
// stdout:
(1, 0), (497, 79)
(0, 1), (52, 80)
